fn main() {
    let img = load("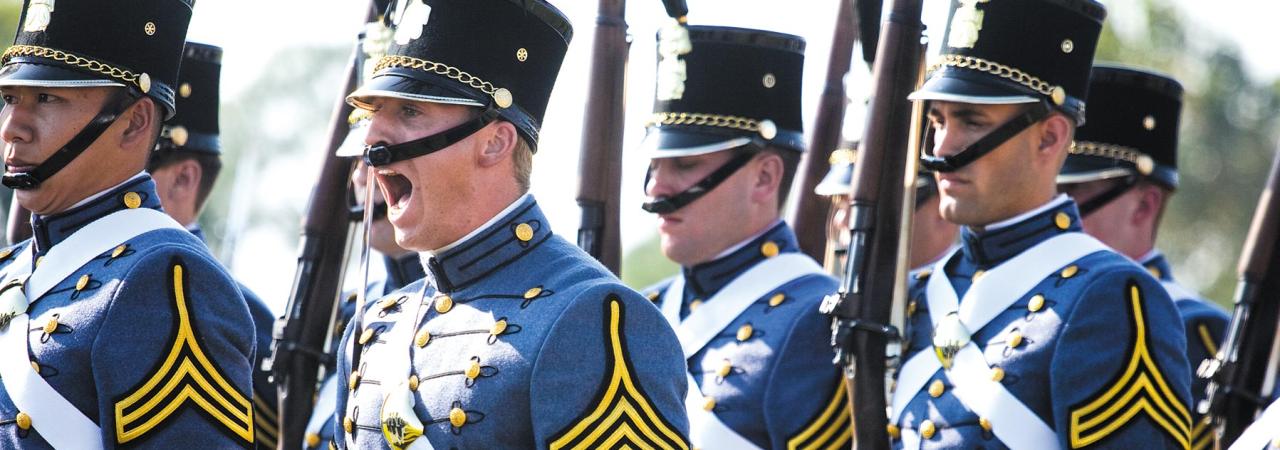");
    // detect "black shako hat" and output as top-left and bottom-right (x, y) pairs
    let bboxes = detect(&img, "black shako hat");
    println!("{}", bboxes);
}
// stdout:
(0, 0), (194, 119)
(1059, 65), (1182, 189)
(909, 0), (1105, 125)
(814, 139), (936, 197)
(346, 0), (573, 150)
(641, 25), (806, 158)
(156, 42), (221, 155)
